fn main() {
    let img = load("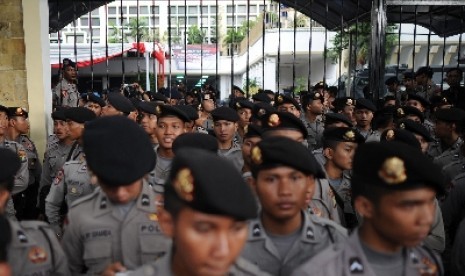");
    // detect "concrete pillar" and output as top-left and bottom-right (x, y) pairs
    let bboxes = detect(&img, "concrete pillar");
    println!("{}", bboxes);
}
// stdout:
(263, 57), (277, 92)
